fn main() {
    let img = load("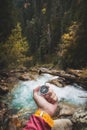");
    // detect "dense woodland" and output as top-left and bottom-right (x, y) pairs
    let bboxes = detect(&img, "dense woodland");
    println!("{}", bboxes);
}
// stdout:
(0, 0), (87, 70)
